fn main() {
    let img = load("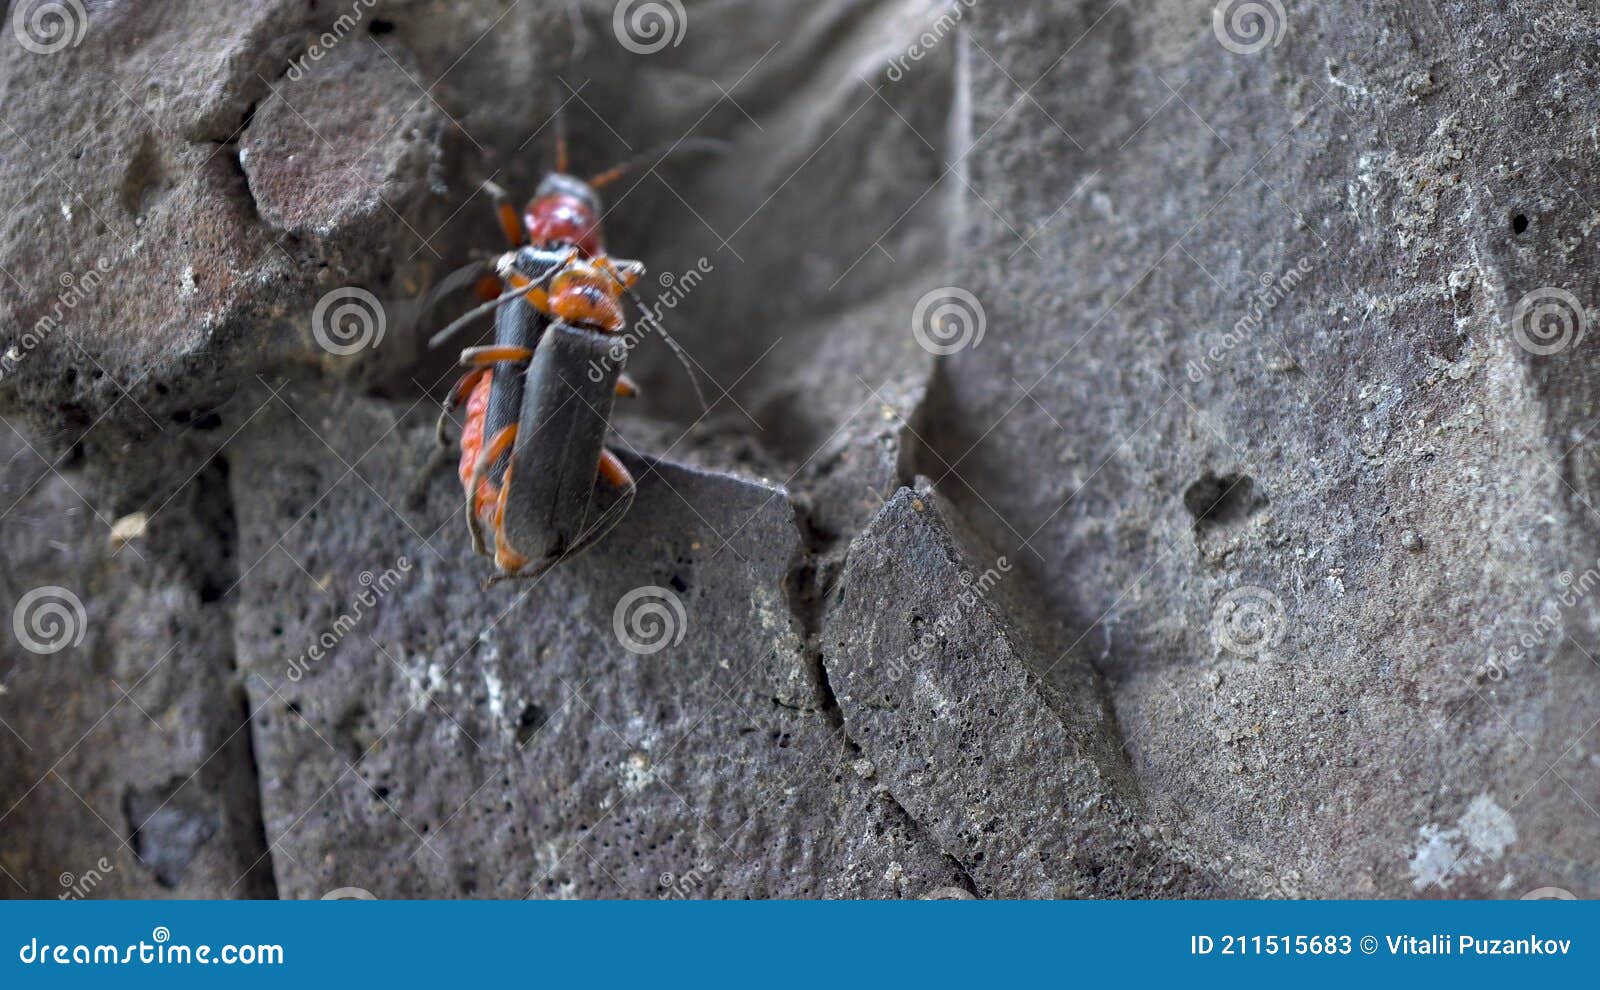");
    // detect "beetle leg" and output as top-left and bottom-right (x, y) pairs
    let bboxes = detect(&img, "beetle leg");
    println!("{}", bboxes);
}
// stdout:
(437, 367), (491, 447)
(483, 452), (636, 587)
(483, 559), (557, 589)
(482, 180), (525, 249)
(465, 424), (518, 557)
(597, 449), (634, 490)
(615, 373), (639, 399)
(459, 345), (535, 367)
